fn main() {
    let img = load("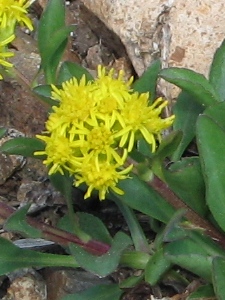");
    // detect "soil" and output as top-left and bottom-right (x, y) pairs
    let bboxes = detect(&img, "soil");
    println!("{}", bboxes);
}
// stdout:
(0, 1), (198, 299)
